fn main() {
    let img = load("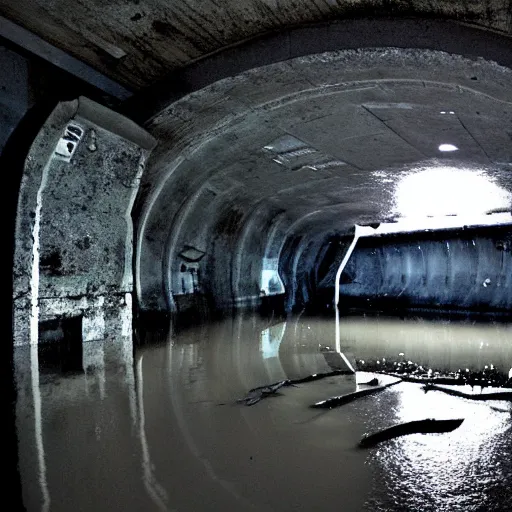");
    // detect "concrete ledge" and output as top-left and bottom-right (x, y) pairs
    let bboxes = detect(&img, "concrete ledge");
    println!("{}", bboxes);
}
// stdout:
(77, 96), (157, 150)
